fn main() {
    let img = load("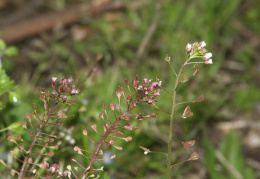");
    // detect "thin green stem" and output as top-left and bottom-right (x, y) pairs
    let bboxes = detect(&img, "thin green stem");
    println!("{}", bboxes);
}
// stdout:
(167, 60), (187, 178)
(168, 61), (177, 77)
